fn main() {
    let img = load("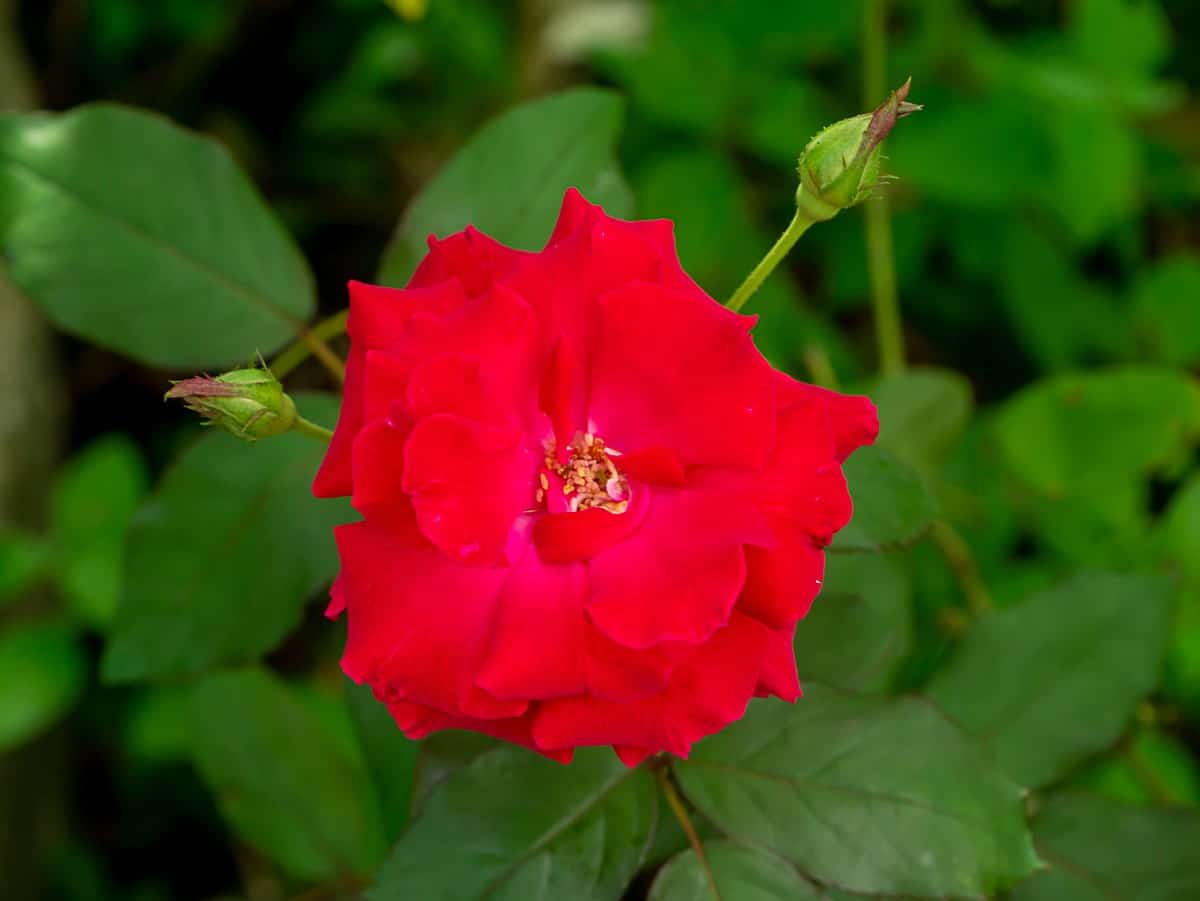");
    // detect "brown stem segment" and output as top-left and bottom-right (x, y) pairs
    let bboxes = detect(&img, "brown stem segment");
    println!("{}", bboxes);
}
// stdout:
(270, 309), (349, 383)
(655, 763), (722, 901)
